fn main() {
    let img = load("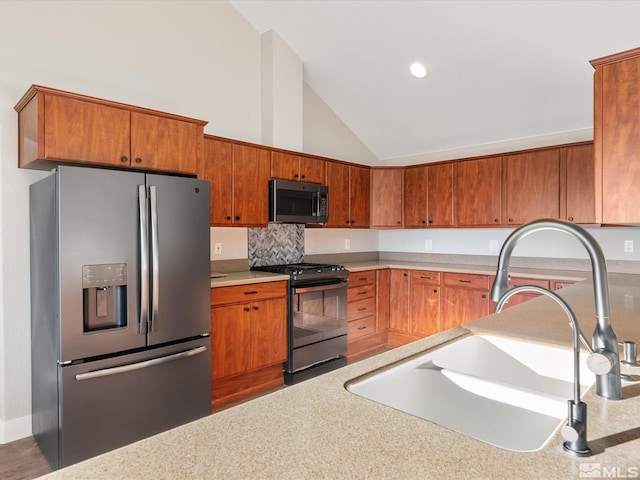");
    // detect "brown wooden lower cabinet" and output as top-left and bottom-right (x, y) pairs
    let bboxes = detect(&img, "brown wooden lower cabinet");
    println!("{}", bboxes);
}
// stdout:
(501, 277), (551, 309)
(441, 272), (491, 330)
(346, 270), (387, 360)
(210, 281), (287, 408)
